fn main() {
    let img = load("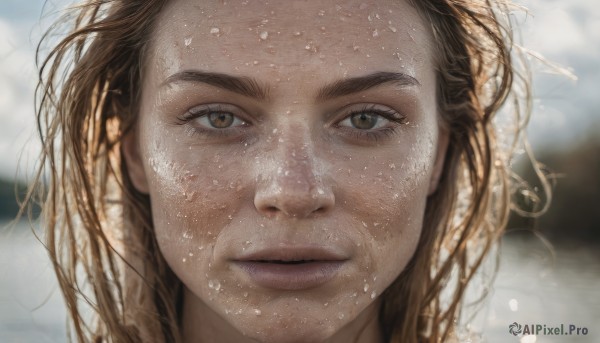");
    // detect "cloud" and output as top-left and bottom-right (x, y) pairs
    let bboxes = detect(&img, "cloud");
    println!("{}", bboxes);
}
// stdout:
(0, 18), (41, 181)
(521, 0), (600, 59)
